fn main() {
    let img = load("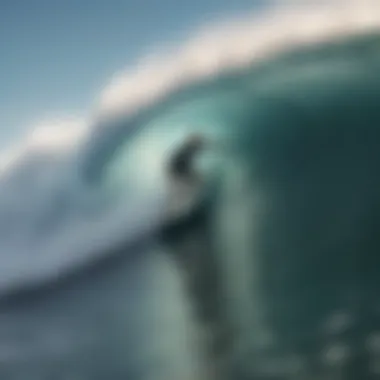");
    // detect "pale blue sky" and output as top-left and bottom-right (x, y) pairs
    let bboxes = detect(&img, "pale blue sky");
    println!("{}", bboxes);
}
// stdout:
(0, 0), (266, 148)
